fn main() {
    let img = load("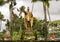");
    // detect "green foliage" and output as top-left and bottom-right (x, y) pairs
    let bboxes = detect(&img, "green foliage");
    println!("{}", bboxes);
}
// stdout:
(41, 25), (47, 37)
(20, 6), (25, 14)
(5, 14), (24, 40)
(20, 6), (25, 11)
(44, 1), (50, 8)
(0, 30), (6, 38)
(52, 20), (60, 24)
(0, 0), (4, 6)
(5, 19), (10, 28)
(0, 0), (9, 6)
(32, 0), (50, 8)
(0, 0), (15, 6)
(33, 18), (42, 30)
(32, 18), (48, 38)
(0, 33), (4, 37)
(5, 14), (50, 39)
(32, 0), (37, 2)
(12, 31), (20, 40)
(13, 14), (21, 32)
(49, 20), (60, 27)
(7, 14), (25, 32)
(0, 12), (4, 19)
